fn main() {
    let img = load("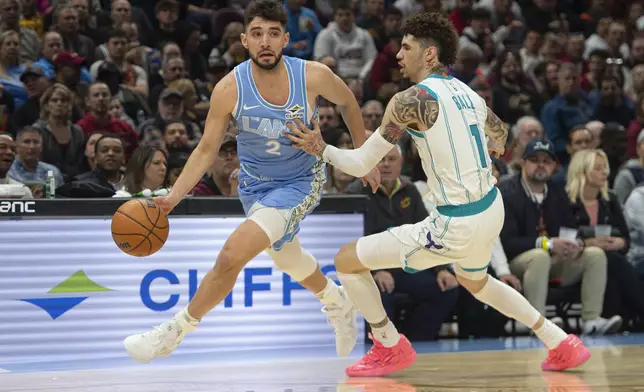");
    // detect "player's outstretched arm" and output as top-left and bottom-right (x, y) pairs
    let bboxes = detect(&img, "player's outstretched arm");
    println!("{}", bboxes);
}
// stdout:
(286, 86), (438, 178)
(160, 73), (237, 210)
(484, 106), (509, 158)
